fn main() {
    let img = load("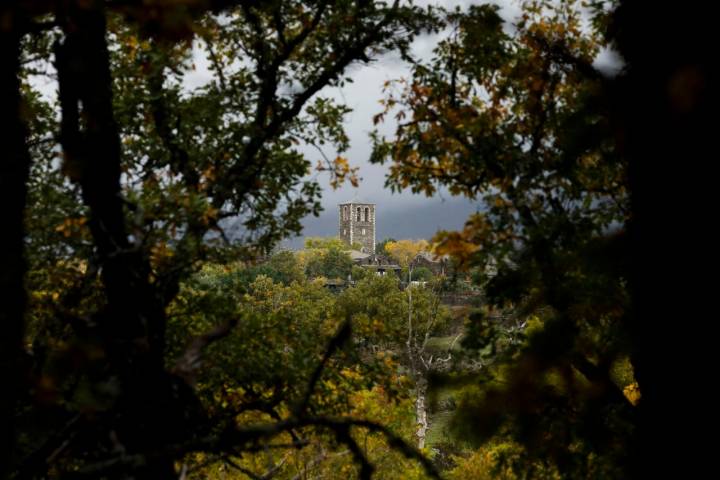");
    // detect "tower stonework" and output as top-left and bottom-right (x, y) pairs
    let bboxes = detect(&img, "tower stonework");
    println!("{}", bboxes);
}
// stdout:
(338, 199), (375, 254)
